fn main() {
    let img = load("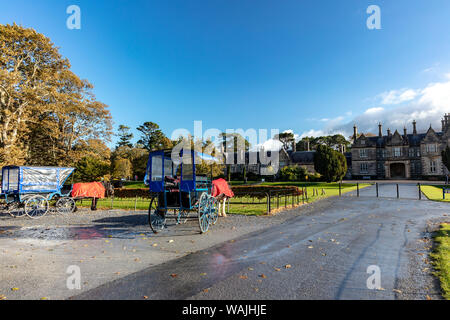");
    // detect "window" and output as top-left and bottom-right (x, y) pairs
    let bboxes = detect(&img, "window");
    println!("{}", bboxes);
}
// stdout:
(151, 156), (163, 181)
(409, 148), (414, 157)
(393, 147), (401, 157)
(360, 163), (369, 173)
(426, 144), (437, 153)
(430, 161), (437, 173)
(359, 149), (368, 158)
